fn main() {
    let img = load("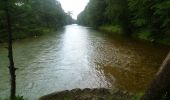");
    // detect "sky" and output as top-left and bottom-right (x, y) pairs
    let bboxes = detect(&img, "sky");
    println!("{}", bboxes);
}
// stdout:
(57, 0), (89, 19)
